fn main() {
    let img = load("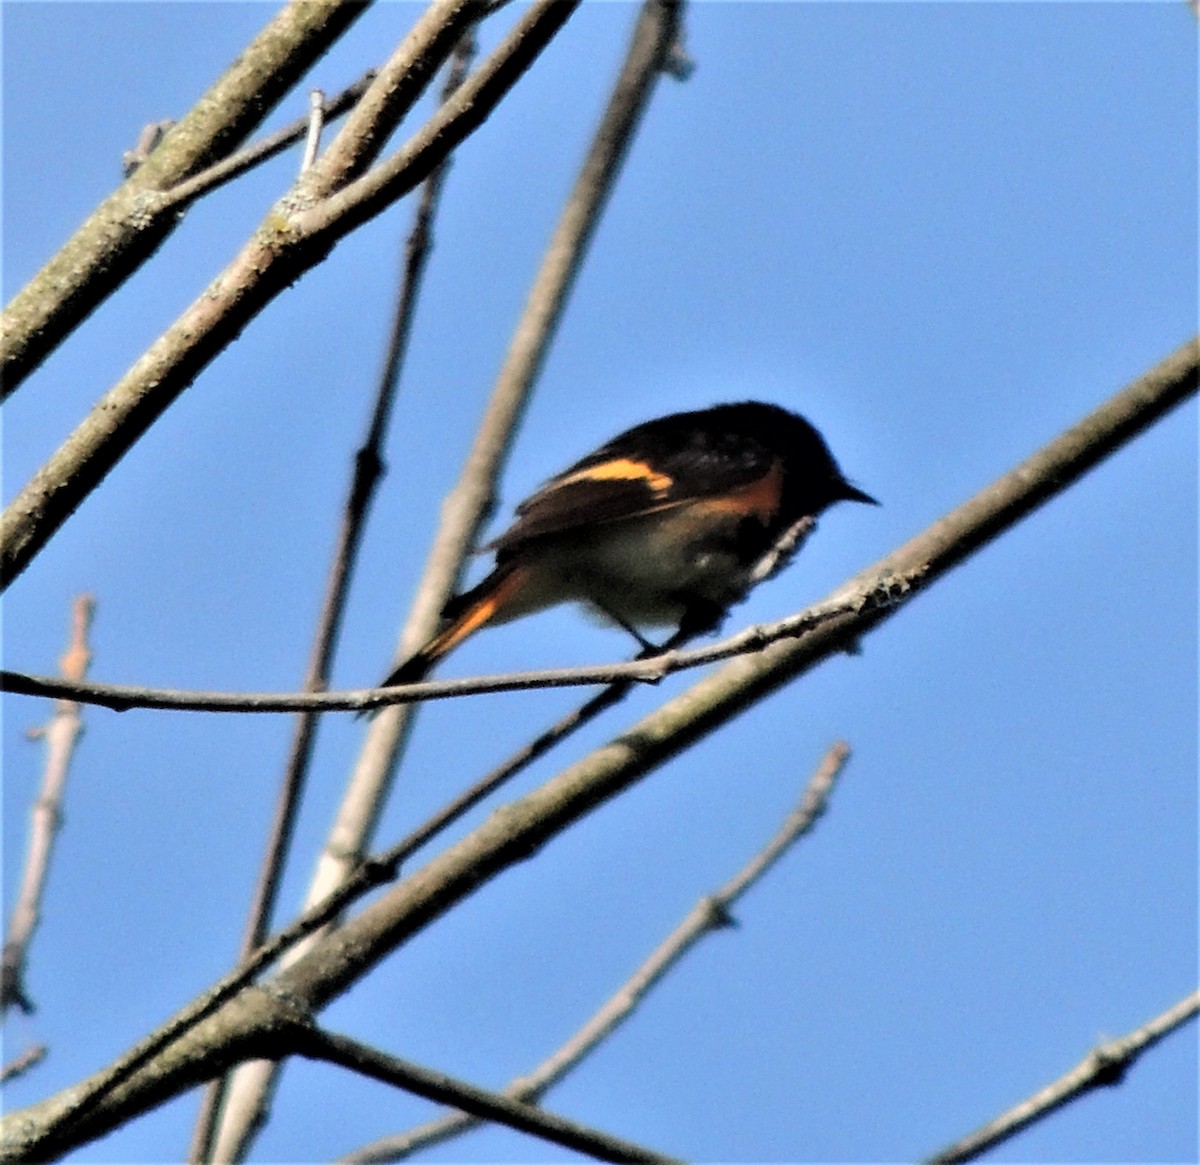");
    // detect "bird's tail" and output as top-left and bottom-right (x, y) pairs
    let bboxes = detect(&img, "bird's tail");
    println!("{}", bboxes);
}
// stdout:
(375, 562), (528, 690)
